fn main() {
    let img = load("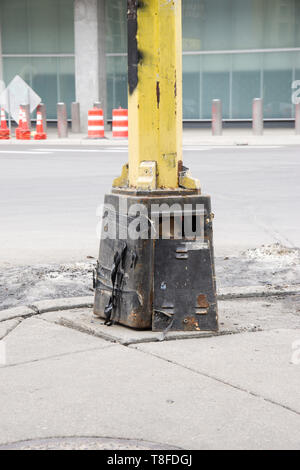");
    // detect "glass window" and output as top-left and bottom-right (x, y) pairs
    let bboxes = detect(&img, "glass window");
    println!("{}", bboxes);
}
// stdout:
(202, 55), (231, 119)
(183, 0), (300, 52)
(106, 0), (300, 53)
(294, 52), (300, 80)
(183, 56), (201, 119)
(3, 57), (75, 119)
(58, 58), (76, 118)
(31, 58), (58, 119)
(106, 0), (127, 54)
(106, 56), (128, 119)
(0, 0), (74, 54)
(0, 0), (75, 120)
(105, 0), (300, 120)
(2, 58), (32, 86)
(232, 54), (262, 119)
(1, 0), (29, 54)
(263, 52), (294, 118)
